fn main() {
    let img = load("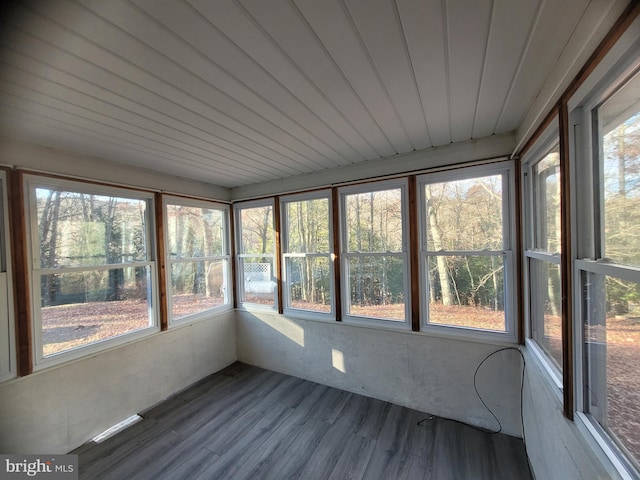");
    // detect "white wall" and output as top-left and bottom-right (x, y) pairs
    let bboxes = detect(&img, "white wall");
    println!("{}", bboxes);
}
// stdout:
(236, 310), (524, 437)
(522, 348), (619, 480)
(0, 141), (236, 453)
(0, 312), (236, 454)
